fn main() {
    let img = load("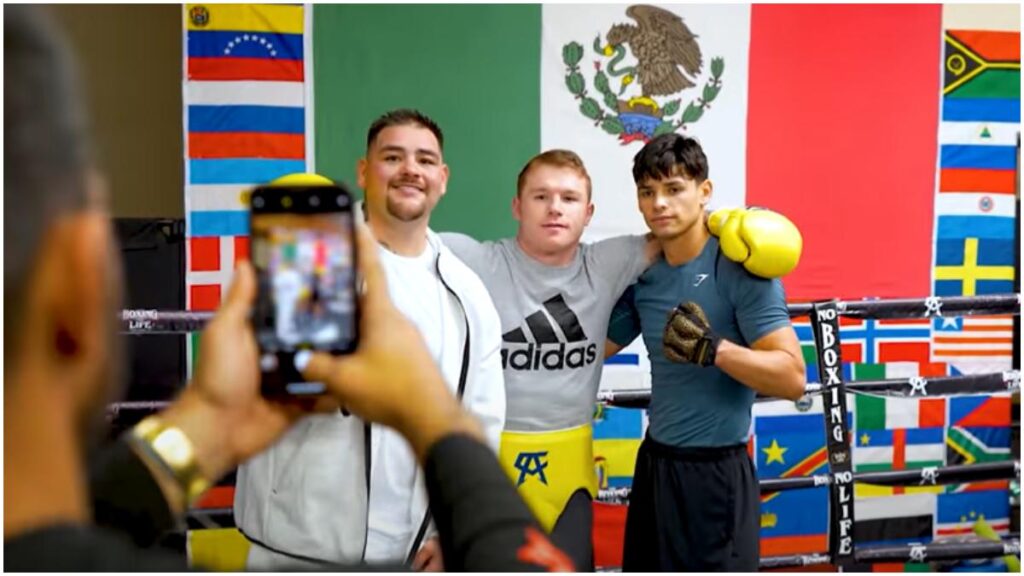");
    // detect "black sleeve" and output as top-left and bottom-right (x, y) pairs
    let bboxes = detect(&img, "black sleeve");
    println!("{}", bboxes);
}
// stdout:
(88, 435), (178, 547)
(424, 434), (575, 572)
